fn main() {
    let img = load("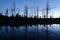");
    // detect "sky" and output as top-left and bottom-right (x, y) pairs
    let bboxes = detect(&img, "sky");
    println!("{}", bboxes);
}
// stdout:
(0, 0), (60, 18)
